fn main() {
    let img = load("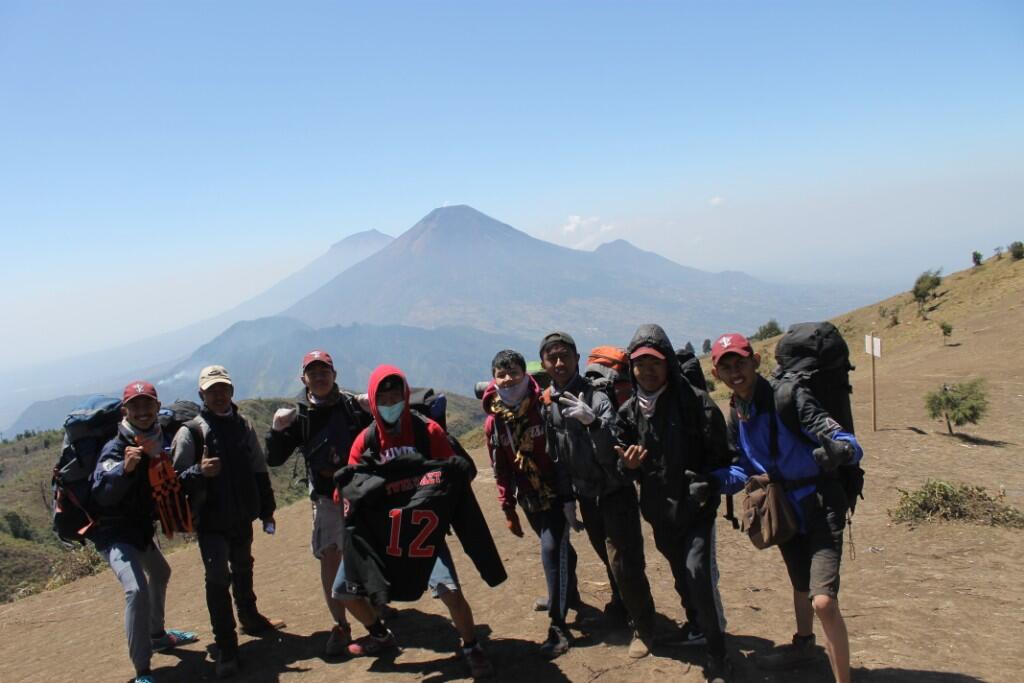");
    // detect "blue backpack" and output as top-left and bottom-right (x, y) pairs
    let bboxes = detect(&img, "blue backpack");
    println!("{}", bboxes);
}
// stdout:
(52, 396), (122, 545)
